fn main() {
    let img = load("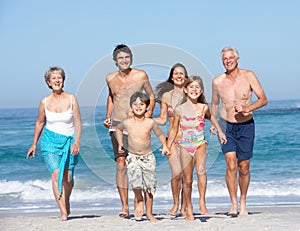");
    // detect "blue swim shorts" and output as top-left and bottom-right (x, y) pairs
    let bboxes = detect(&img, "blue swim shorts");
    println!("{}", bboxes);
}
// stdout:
(219, 118), (255, 160)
